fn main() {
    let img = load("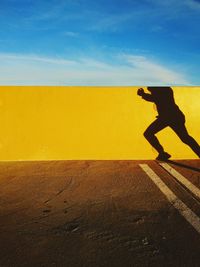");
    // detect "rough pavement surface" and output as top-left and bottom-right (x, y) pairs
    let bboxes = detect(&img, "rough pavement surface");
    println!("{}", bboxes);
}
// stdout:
(0, 160), (200, 267)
